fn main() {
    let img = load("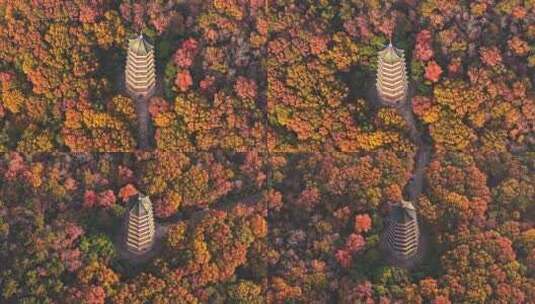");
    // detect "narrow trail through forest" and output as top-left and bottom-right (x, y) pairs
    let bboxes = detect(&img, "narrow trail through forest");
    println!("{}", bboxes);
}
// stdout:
(134, 95), (151, 150)
(396, 99), (432, 201)
(133, 70), (164, 150)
